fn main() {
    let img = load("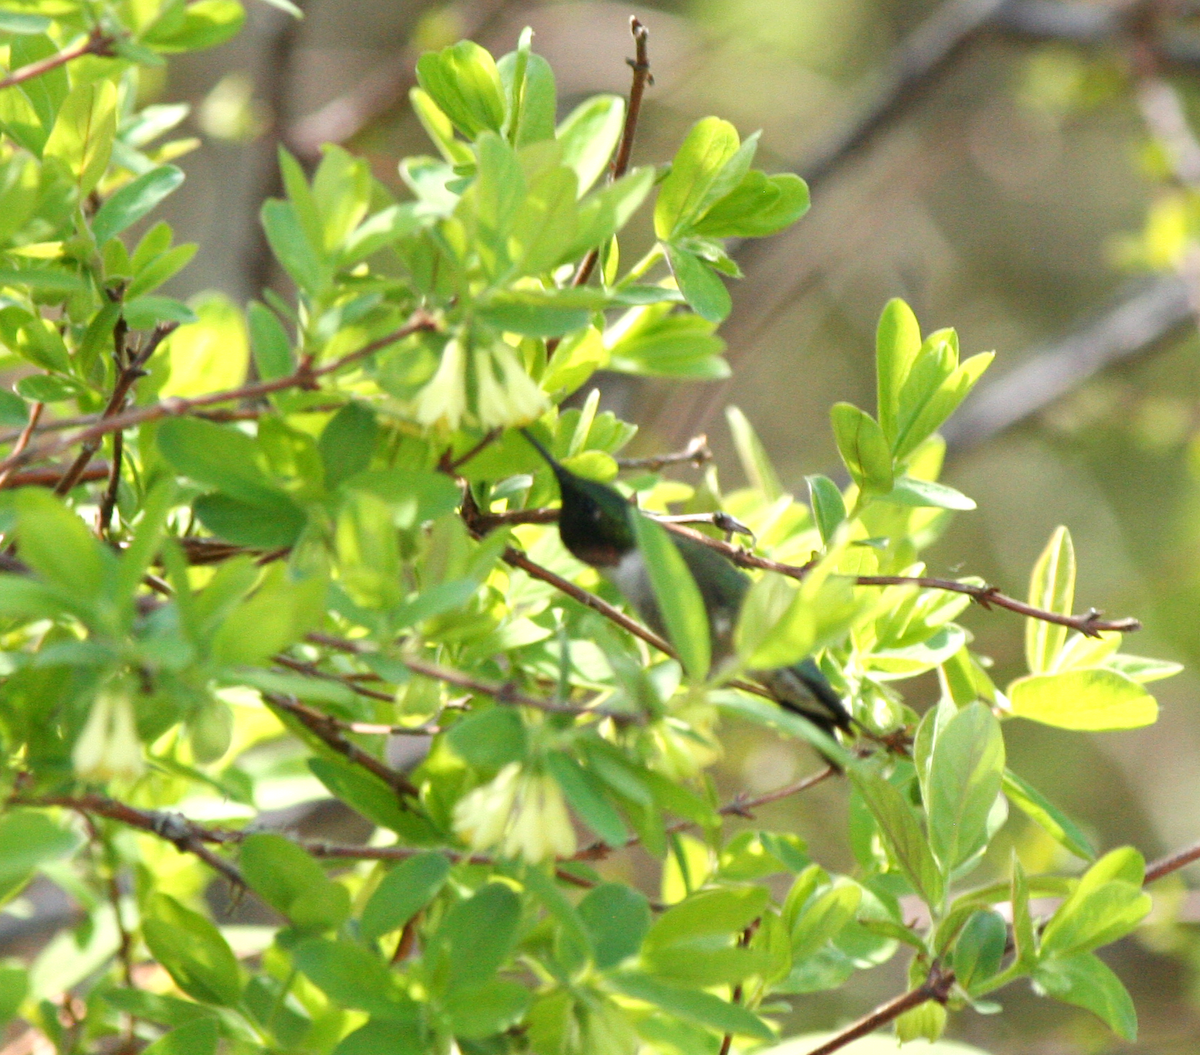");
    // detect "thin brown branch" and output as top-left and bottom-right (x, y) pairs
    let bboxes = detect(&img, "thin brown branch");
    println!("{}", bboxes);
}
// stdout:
(852, 574), (1141, 636)
(262, 692), (420, 797)
(15, 793), (245, 887)
(801, 964), (956, 1055)
(0, 312), (437, 478)
(273, 654), (397, 703)
(572, 765), (836, 863)
(54, 323), (177, 497)
(617, 434), (711, 471)
(501, 544), (675, 656)
(0, 464), (109, 488)
(0, 401), (43, 490)
(571, 16), (653, 290)
(98, 310), (131, 536)
(471, 502), (1141, 637)
(0, 27), (115, 91)
(303, 631), (642, 724)
(99, 431), (123, 534)
(447, 428), (500, 472)
(1145, 837), (1200, 883)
